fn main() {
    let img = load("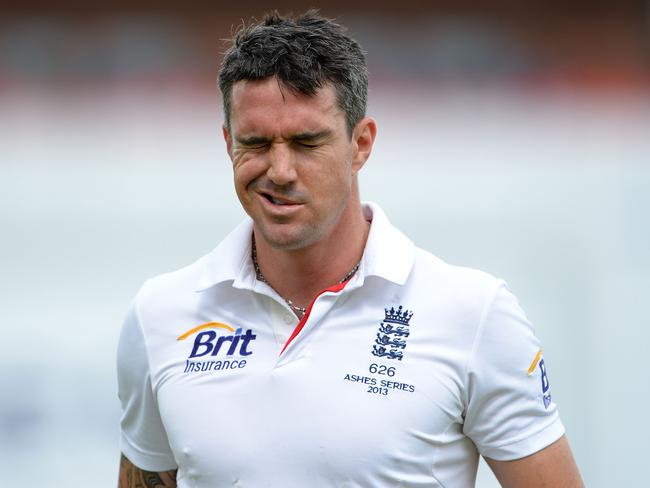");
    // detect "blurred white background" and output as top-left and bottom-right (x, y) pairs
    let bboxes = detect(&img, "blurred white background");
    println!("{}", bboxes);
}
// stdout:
(1, 2), (649, 486)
